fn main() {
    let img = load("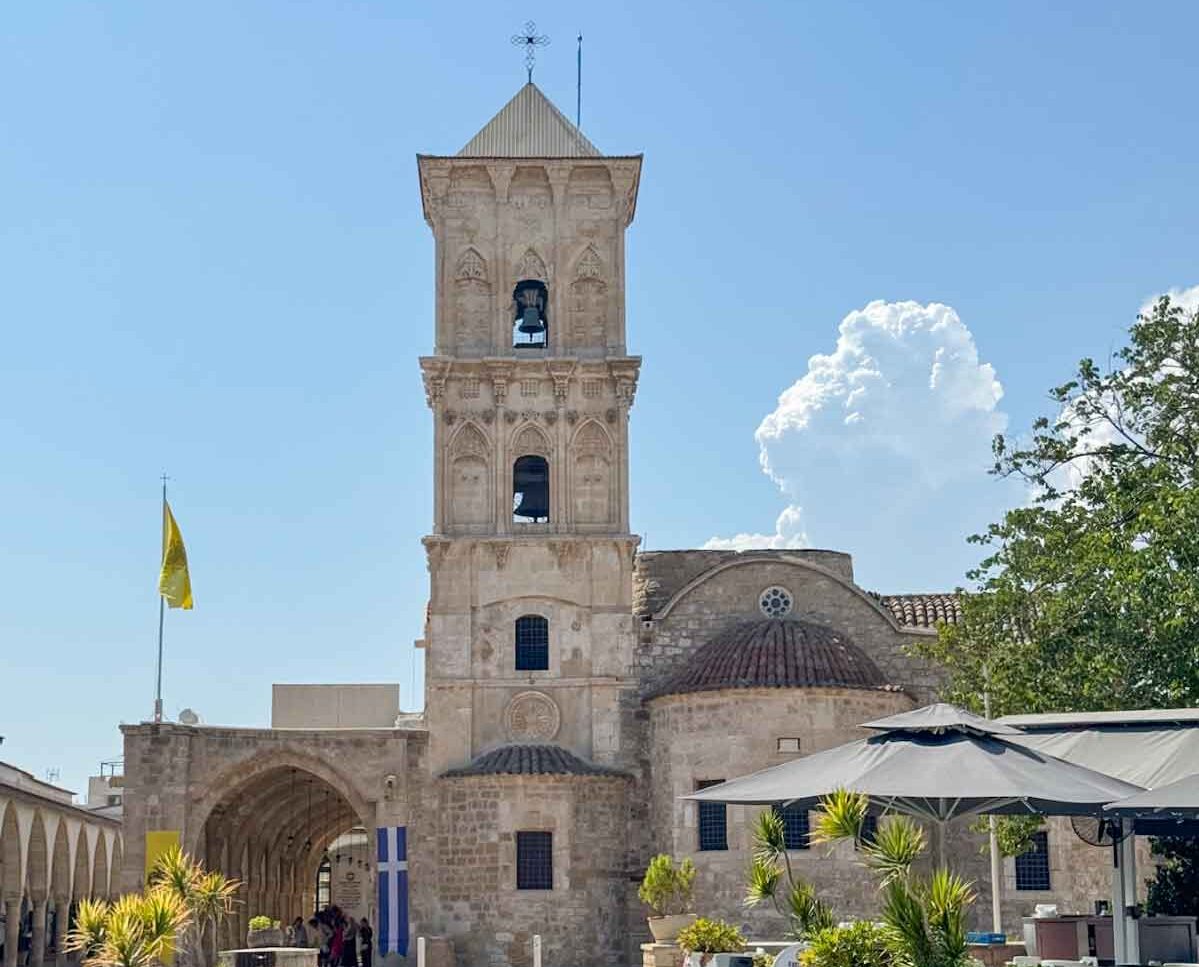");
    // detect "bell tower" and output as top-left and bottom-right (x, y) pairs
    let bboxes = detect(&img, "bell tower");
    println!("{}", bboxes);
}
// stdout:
(417, 83), (643, 774)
